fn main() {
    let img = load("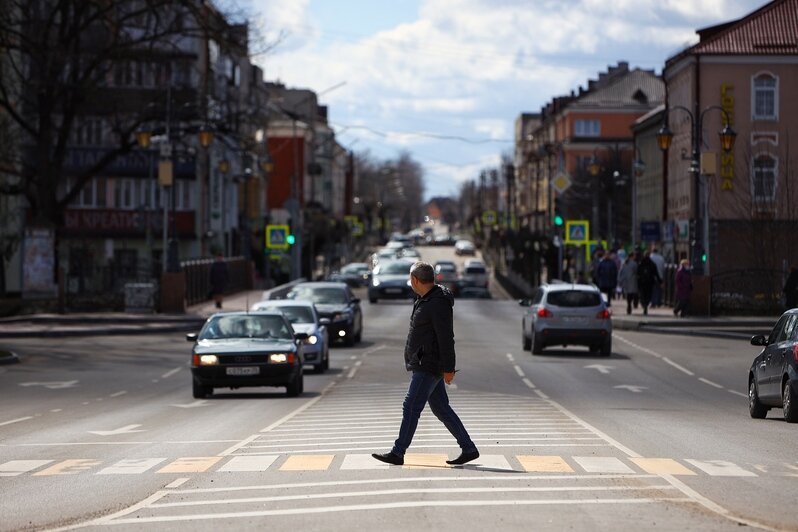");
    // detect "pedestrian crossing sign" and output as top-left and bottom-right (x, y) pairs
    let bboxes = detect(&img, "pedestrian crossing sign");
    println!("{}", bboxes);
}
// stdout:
(266, 224), (290, 250)
(565, 220), (589, 244)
